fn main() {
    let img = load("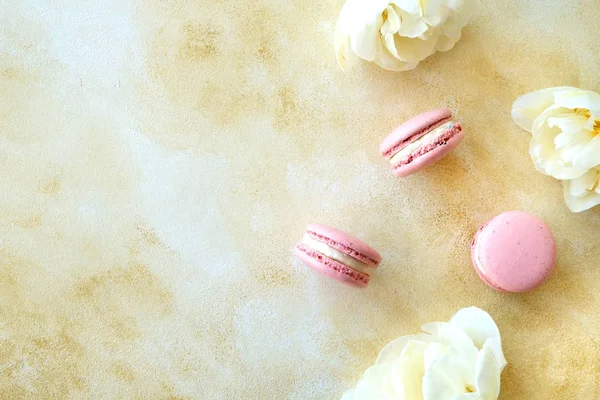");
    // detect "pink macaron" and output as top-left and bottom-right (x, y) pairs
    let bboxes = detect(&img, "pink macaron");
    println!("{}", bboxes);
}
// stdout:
(380, 108), (464, 177)
(471, 211), (556, 293)
(294, 224), (382, 288)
